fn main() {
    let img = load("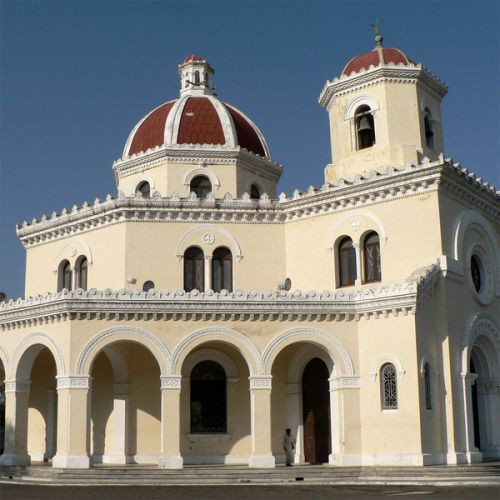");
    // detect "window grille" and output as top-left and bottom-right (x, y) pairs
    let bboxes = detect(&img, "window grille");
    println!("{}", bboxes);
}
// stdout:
(381, 363), (398, 410)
